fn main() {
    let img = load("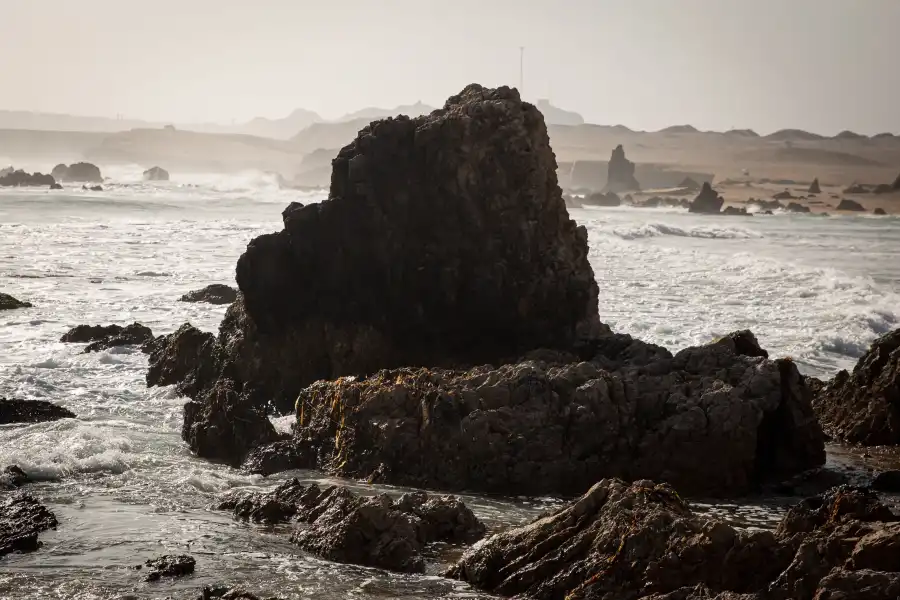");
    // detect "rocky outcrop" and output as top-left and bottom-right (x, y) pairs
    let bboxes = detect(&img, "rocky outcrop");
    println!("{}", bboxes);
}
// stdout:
(0, 398), (75, 424)
(584, 191), (620, 207)
(283, 334), (824, 497)
(448, 479), (900, 600)
(874, 207), (888, 215)
(139, 554), (196, 581)
(836, 198), (866, 211)
(893, 172), (900, 191)
(678, 177), (701, 192)
(722, 206), (750, 216)
(179, 284), (238, 305)
(688, 182), (724, 214)
(786, 202), (811, 213)
(812, 329), (900, 445)
(773, 190), (796, 200)
(0, 493), (58, 558)
(60, 322), (154, 353)
(195, 586), (283, 600)
(217, 478), (484, 573)
(145, 323), (216, 395)
(808, 178), (821, 194)
(142, 166), (170, 181)
(49, 182), (63, 190)
(82, 184), (103, 192)
(0, 466), (29, 490)
(0, 170), (55, 187)
(52, 162), (102, 182)
(0, 293), (32, 310)
(602, 145), (640, 193)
